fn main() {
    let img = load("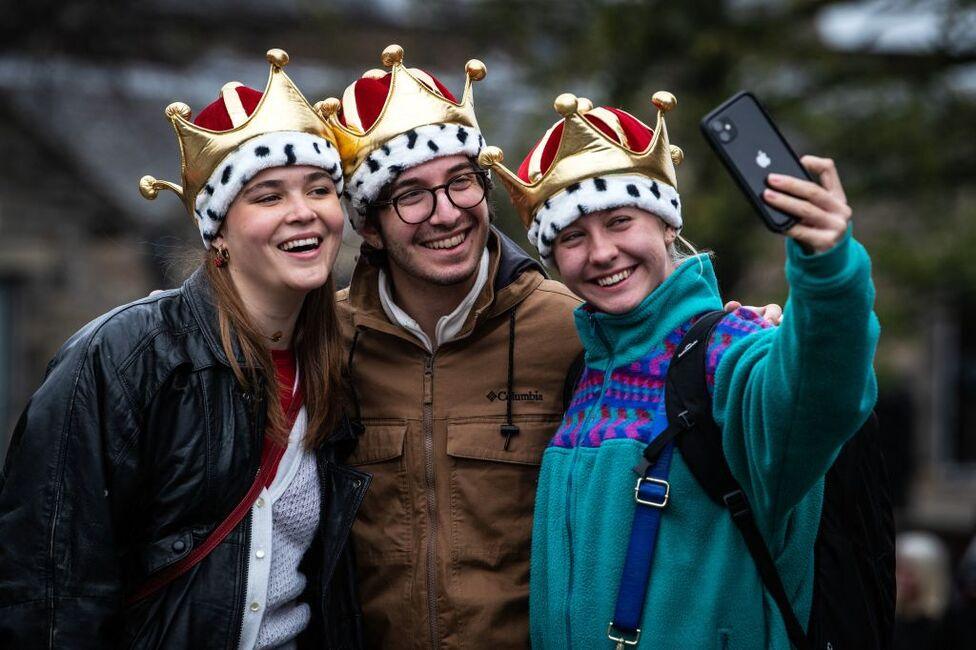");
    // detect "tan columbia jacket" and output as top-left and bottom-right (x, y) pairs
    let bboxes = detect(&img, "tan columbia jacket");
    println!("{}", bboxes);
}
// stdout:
(336, 230), (582, 649)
